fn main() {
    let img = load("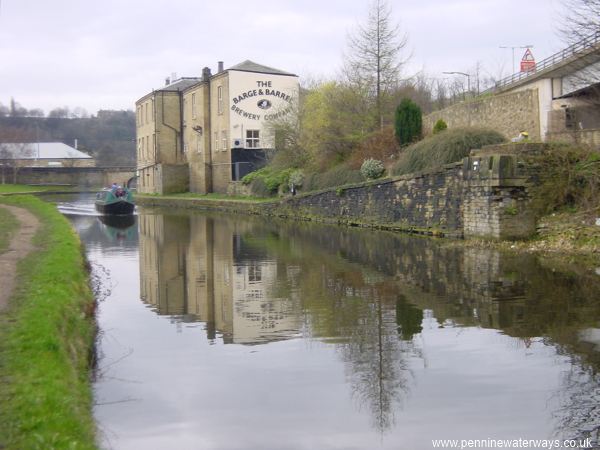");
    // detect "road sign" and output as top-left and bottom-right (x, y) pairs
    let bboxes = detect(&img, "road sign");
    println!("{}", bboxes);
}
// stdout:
(520, 48), (536, 72)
